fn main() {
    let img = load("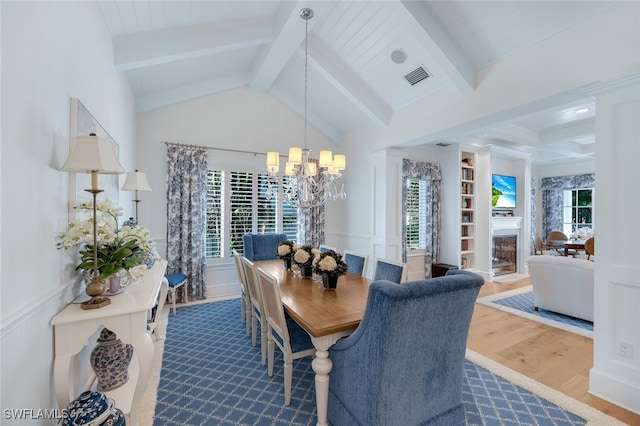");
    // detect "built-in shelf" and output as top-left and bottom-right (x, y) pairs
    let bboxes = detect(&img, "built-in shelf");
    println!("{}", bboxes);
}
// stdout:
(460, 151), (475, 269)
